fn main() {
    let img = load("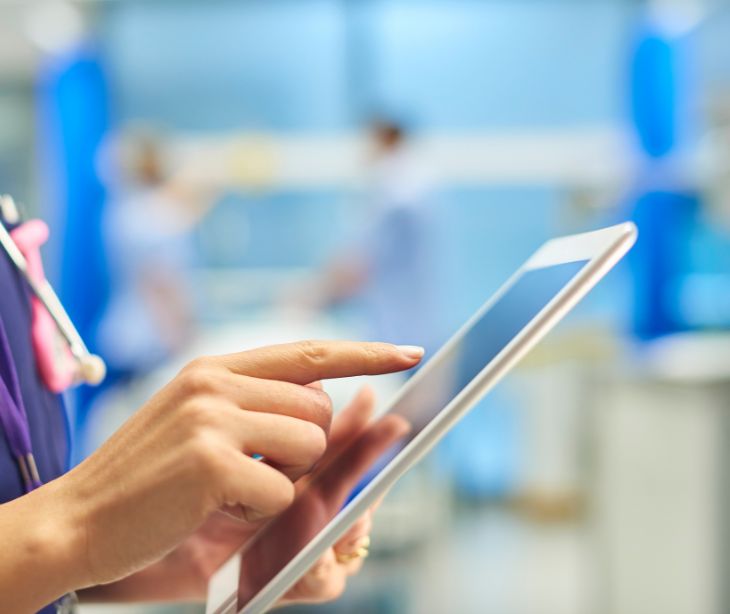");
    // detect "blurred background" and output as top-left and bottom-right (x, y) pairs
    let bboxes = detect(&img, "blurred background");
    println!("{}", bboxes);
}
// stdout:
(3, 0), (730, 612)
